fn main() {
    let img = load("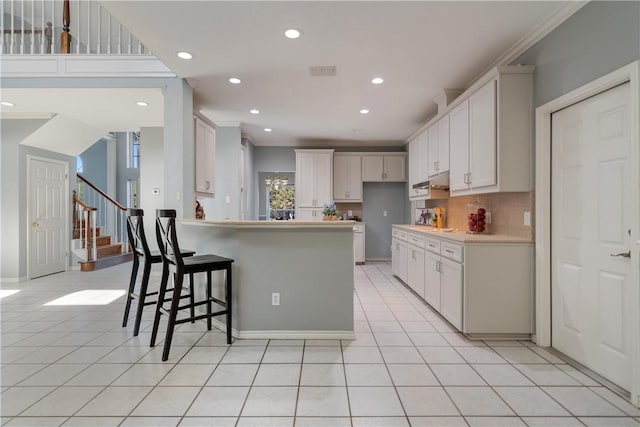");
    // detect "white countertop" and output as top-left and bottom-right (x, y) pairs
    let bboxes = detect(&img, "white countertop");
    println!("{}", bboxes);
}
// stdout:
(181, 219), (357, 229)
(393, 224), (533, 244)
